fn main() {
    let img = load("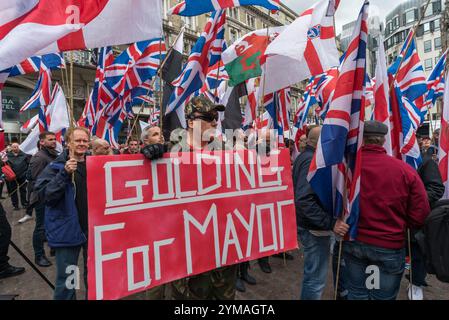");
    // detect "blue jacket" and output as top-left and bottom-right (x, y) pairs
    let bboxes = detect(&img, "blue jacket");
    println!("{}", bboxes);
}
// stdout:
(35, 150), (86, 248)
